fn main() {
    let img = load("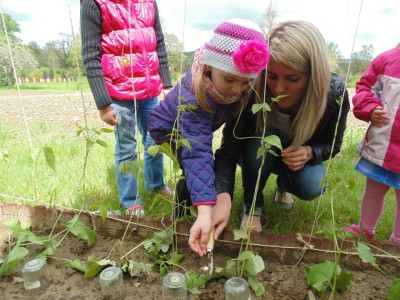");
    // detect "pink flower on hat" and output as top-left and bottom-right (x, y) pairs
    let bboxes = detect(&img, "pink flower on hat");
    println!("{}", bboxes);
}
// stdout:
(233, 40), (269, 75)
